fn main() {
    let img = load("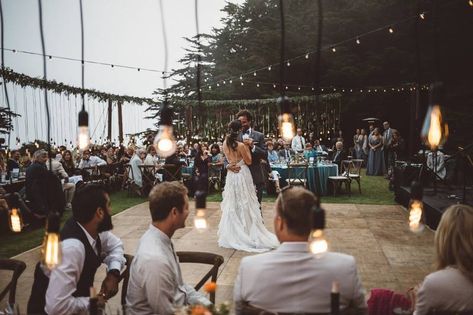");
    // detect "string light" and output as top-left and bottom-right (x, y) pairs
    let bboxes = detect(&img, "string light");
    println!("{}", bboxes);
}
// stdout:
(8, 208), (22, 233)
(331, 47), (336, 53)
(388, 26), (394, 33)
(256, 83), (260, 87)
(305, 53), (309, 59)
(286, 61), (290, 67)
(253, 72), (257, 76)
(285, 86), (288, 90)
(298, 86), (301, 90)
(223, 80), (226, 84)
(239, 75), (243, 80)
(356, 38), (361, 45)
(273, 83), (276, 88)
(419, 12), (425, 20)
(268, 65), (272, 71)
(240, 81), (244, 86)
(42, 213), (61, 270)
(229, 79), (232, 84)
